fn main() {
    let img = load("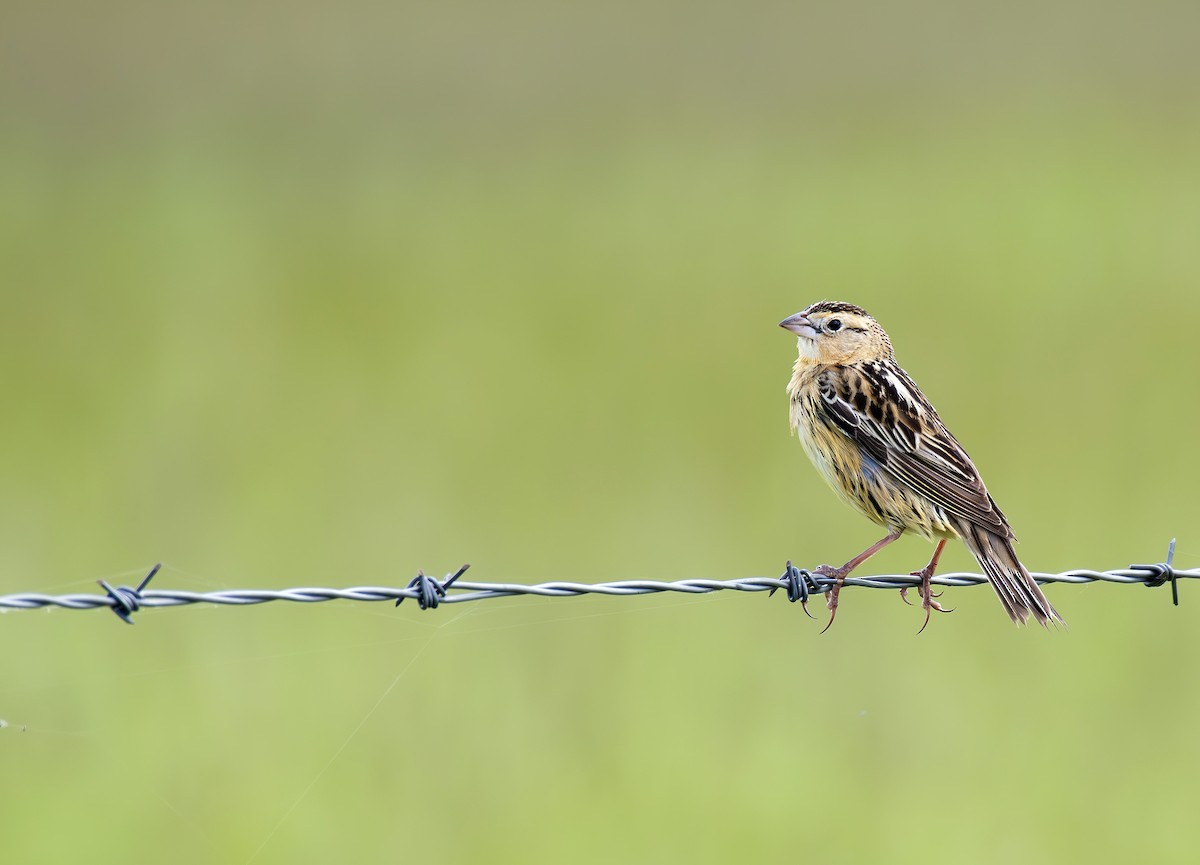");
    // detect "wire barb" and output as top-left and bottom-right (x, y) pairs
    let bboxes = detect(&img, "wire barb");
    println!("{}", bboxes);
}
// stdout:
(396, 564), (470, 610)
(1132, 538), (1179, 606)
(97, 563), (162, 624)
(769, 561), (819, 618)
